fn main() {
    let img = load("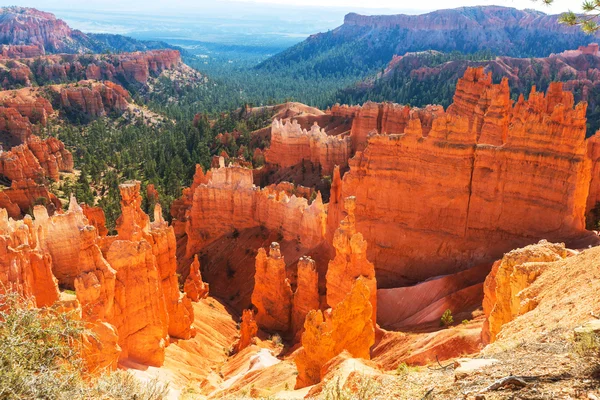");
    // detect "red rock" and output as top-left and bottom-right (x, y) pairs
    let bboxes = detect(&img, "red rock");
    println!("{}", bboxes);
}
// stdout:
(233, 309), (259, 353)
(340, 68), (597, 288)
(81, 204), (108, 236)
(377, 262), (490, 330)
(184, 255), (209, 301)
(0, 44), (43, 59)
(292, 255), (319, 340)
(175, 162), (326, 276)
(251, 242), (293, 332)
(0, 7), (74, 53)
(0, 106), (33, 145)
(57, 80), (130, 118)
(294, 277), (375, 389)
(0, 208), (59, 307)
(265, 119), (351, 175)
(325, 196), (377, 324)
(481, 240), (568, 344)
